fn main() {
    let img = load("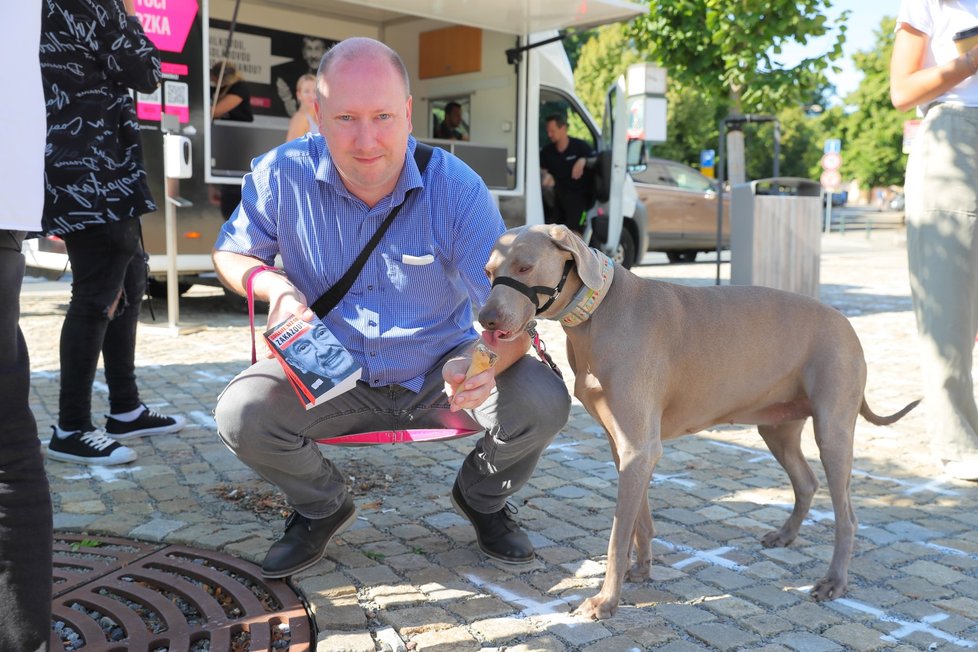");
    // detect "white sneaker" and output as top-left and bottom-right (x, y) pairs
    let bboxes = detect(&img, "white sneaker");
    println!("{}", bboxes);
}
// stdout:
(46, 428), (137, 465)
